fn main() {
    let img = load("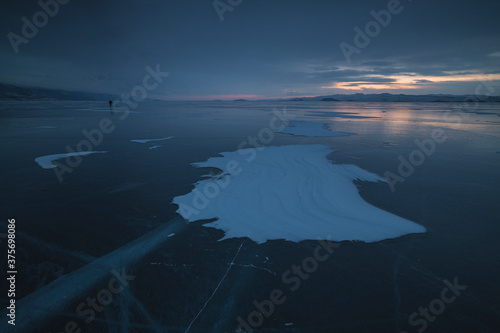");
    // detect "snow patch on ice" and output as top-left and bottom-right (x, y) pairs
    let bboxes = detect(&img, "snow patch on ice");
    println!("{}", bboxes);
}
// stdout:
(148, 145), (162, 149)
(131, 137), (173, 143)
(35, 151), (107, 169)
(279, 121), (352, 137)
(173, 145), (425, 244)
